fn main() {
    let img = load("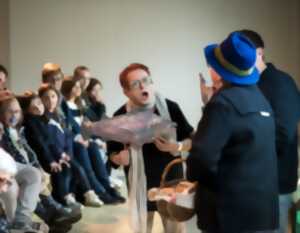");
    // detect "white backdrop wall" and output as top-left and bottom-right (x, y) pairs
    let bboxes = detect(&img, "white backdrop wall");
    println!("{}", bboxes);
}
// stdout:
(7, 0), (300, 127)
(0, 0), (9, 76)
